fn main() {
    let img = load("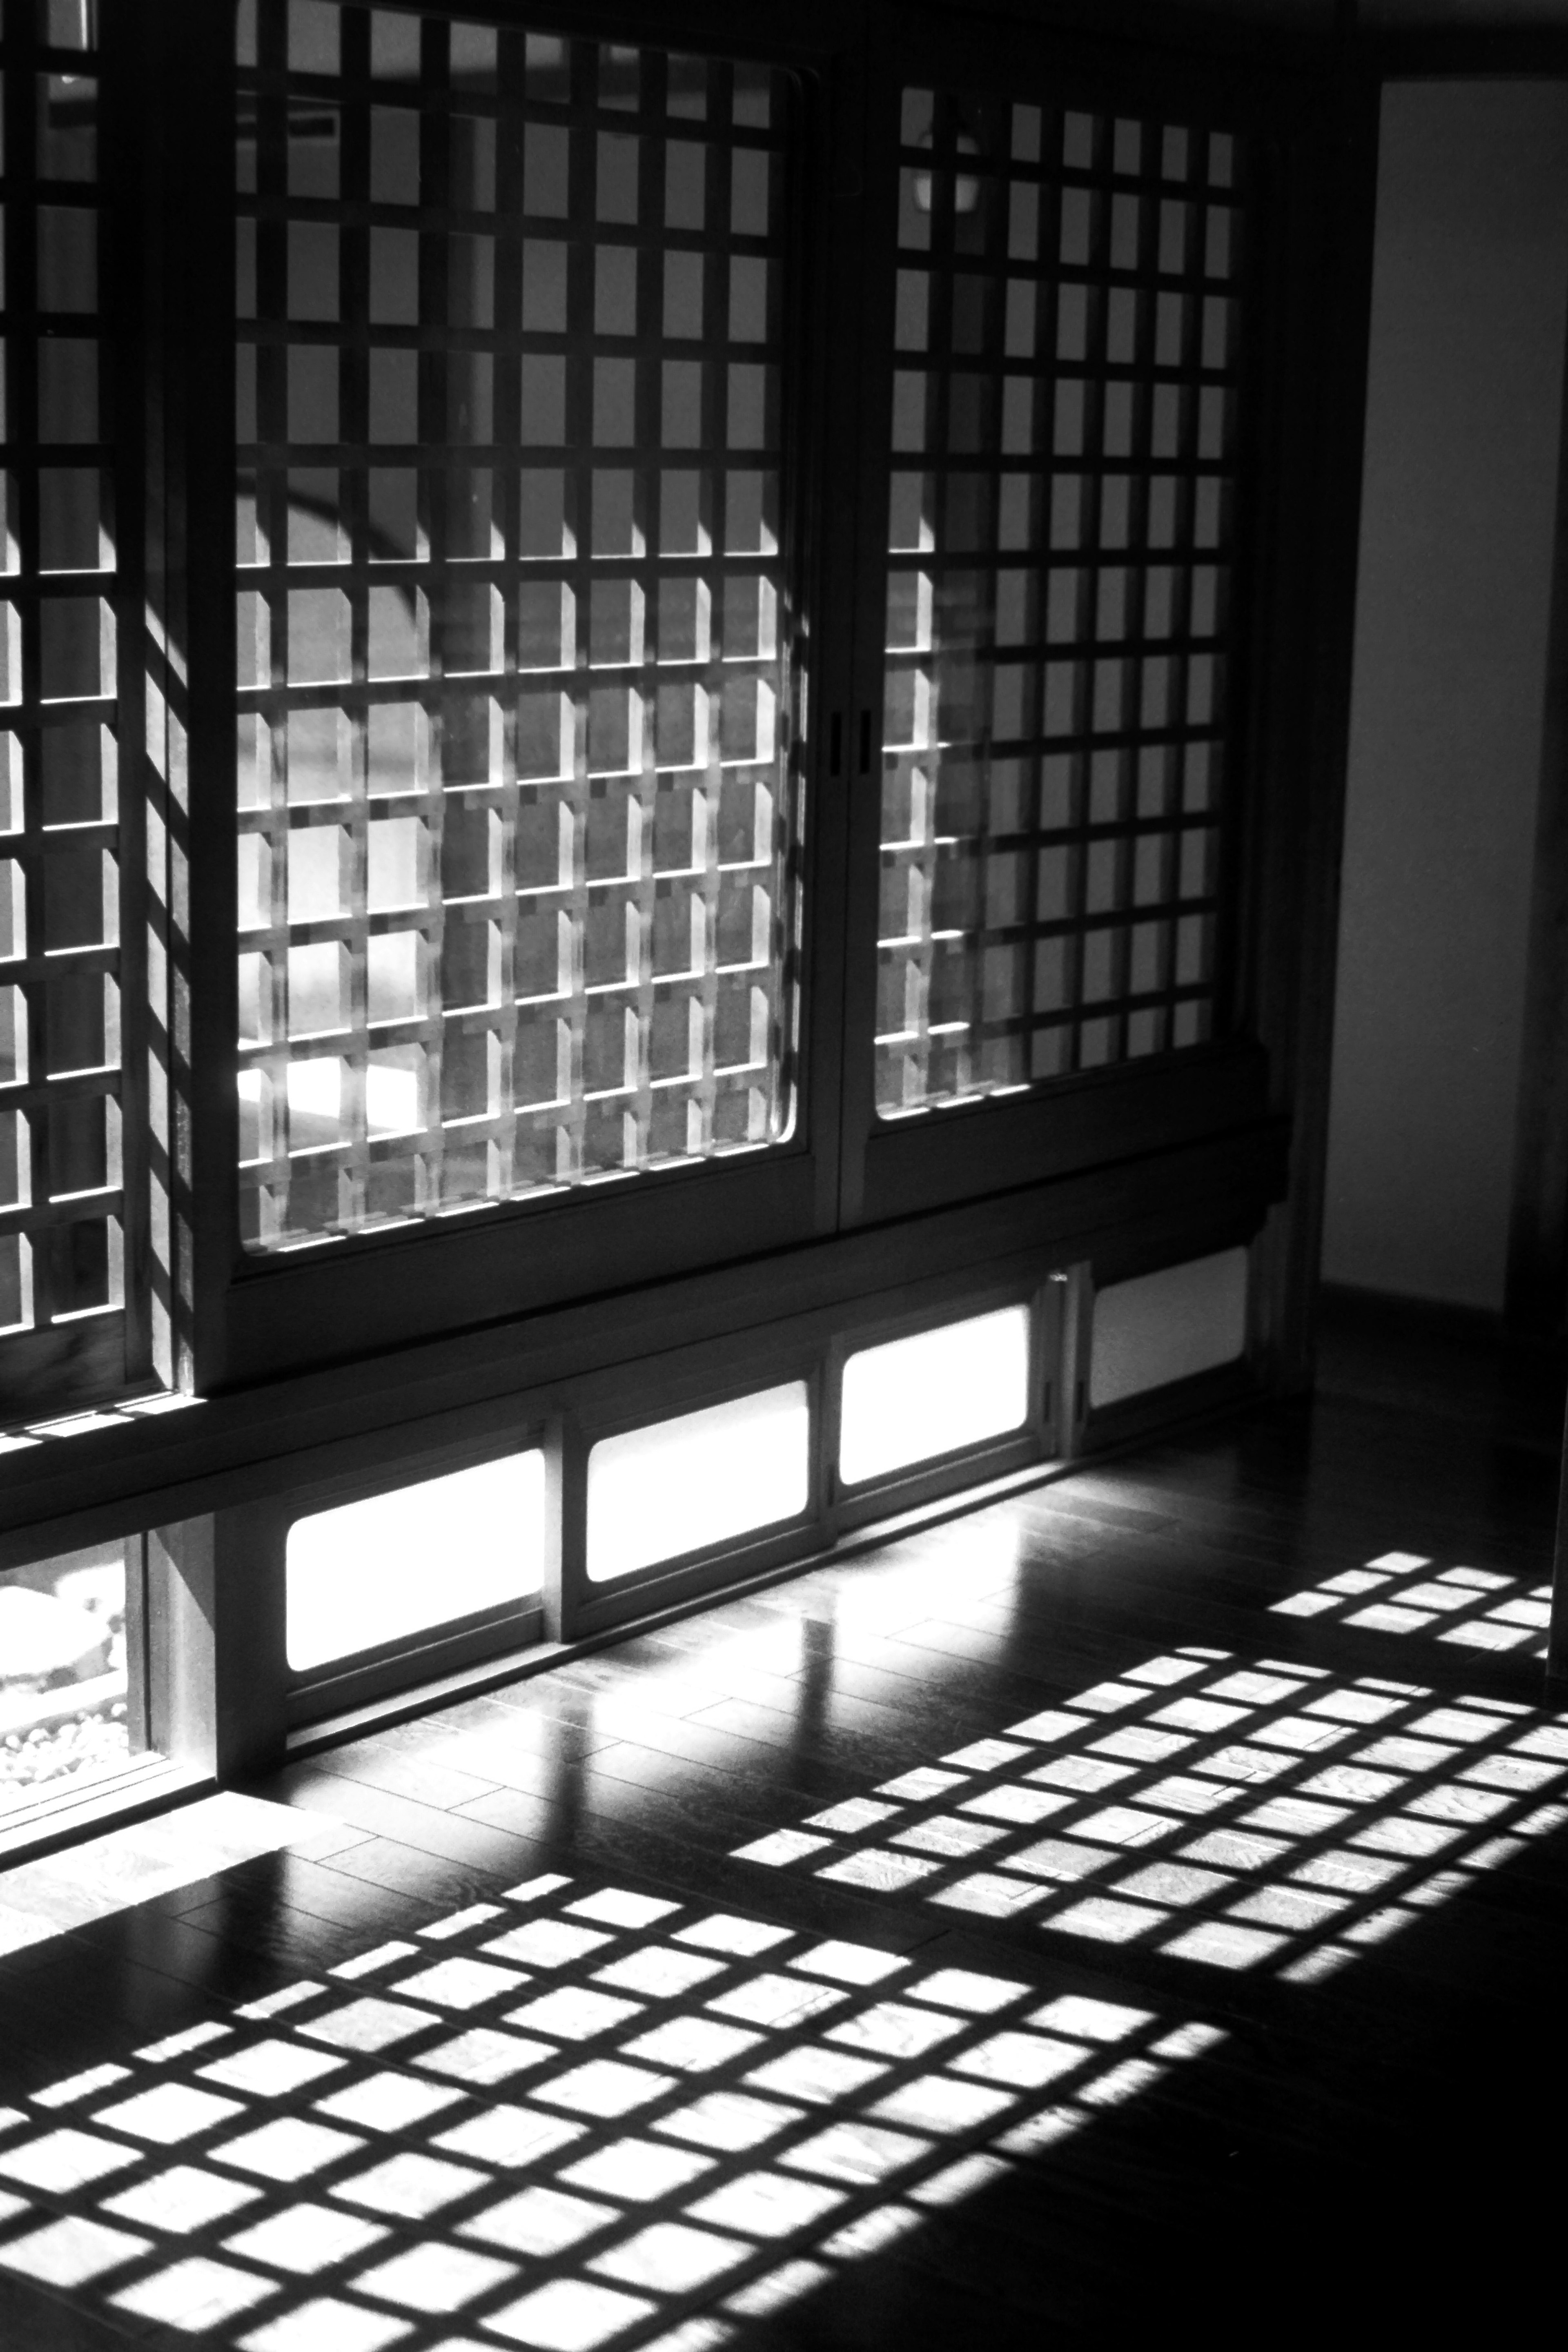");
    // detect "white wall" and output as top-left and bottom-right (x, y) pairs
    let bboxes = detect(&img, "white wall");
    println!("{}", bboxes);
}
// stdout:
(1321, 81), (1568, 1312)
